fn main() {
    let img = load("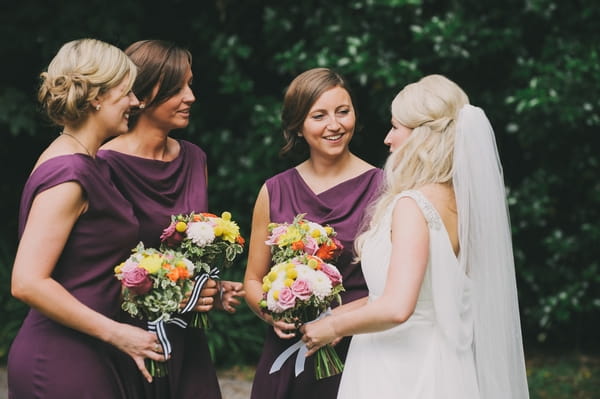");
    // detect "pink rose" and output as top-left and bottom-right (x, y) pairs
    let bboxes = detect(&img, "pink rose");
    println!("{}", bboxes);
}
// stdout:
(277, 287), (297, 310)
(332, 237), (344, 253)
(265, 225), (288, 245)
(320, 263), (342, 286)
(303, 236), (319, 255)
(160, 223), (185, 247)
(291, 279), (312, 300)
(122, 267), (152, 295)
